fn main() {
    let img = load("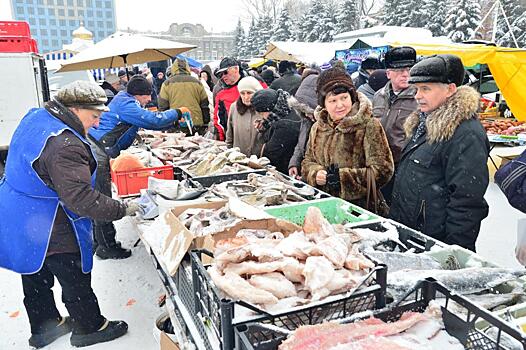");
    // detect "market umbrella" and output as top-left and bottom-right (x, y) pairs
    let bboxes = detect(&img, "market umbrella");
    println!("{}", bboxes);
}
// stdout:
(57, 32), (196, 73)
